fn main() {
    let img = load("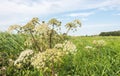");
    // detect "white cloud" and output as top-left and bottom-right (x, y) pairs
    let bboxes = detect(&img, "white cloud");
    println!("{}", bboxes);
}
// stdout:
(68, 12), (94, 17)
(0, 0), (53, 15)
(1, 0), (120, 16)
